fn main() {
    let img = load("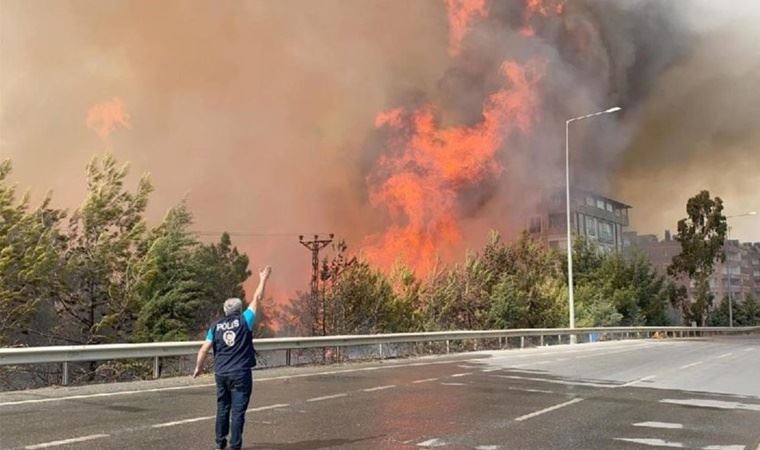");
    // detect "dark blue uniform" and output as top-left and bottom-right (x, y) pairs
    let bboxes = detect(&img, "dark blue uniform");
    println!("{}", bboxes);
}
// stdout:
(206, 308), (255, 450)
